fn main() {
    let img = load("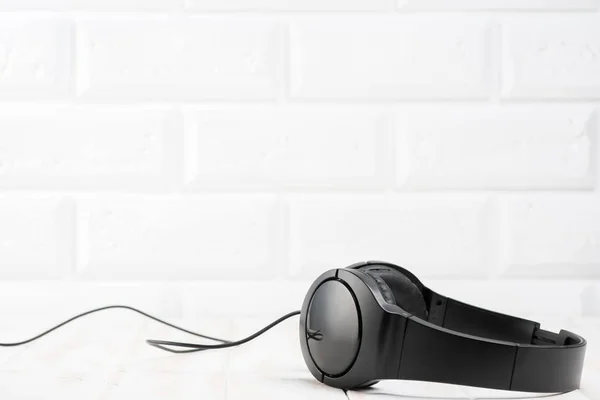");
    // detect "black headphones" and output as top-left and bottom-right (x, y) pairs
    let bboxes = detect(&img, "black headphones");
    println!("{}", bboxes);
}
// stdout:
(299, 260), (587, 393)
